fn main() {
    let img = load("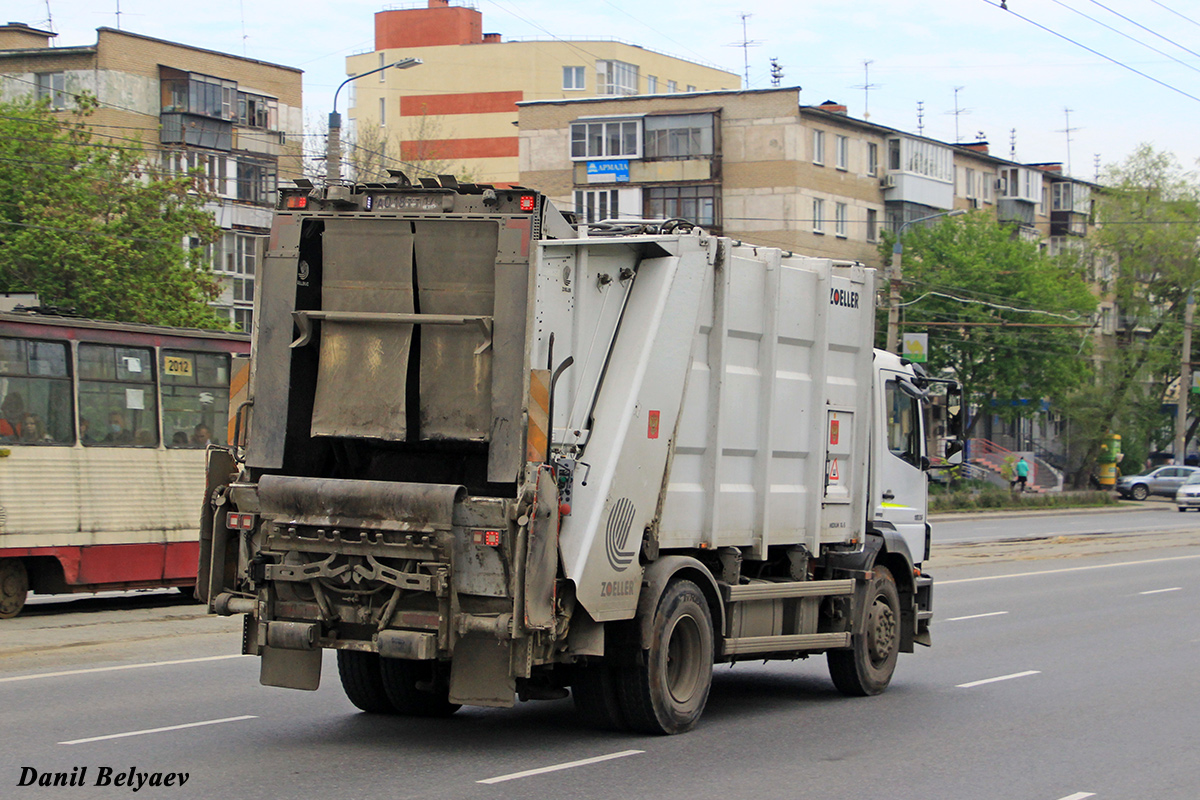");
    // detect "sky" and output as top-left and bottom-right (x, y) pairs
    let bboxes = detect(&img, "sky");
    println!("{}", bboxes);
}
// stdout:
(12, 0), (1200, 182)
